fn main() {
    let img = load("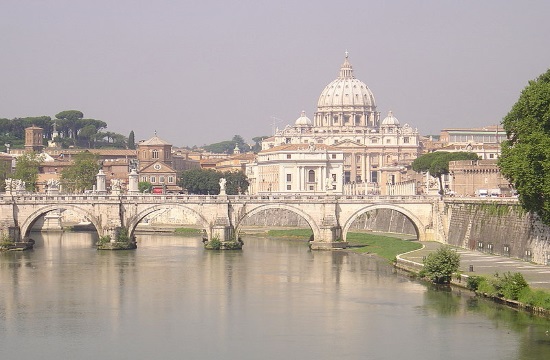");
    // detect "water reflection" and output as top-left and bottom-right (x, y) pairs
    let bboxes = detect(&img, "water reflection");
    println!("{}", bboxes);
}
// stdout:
(0, 233), (549, 360)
